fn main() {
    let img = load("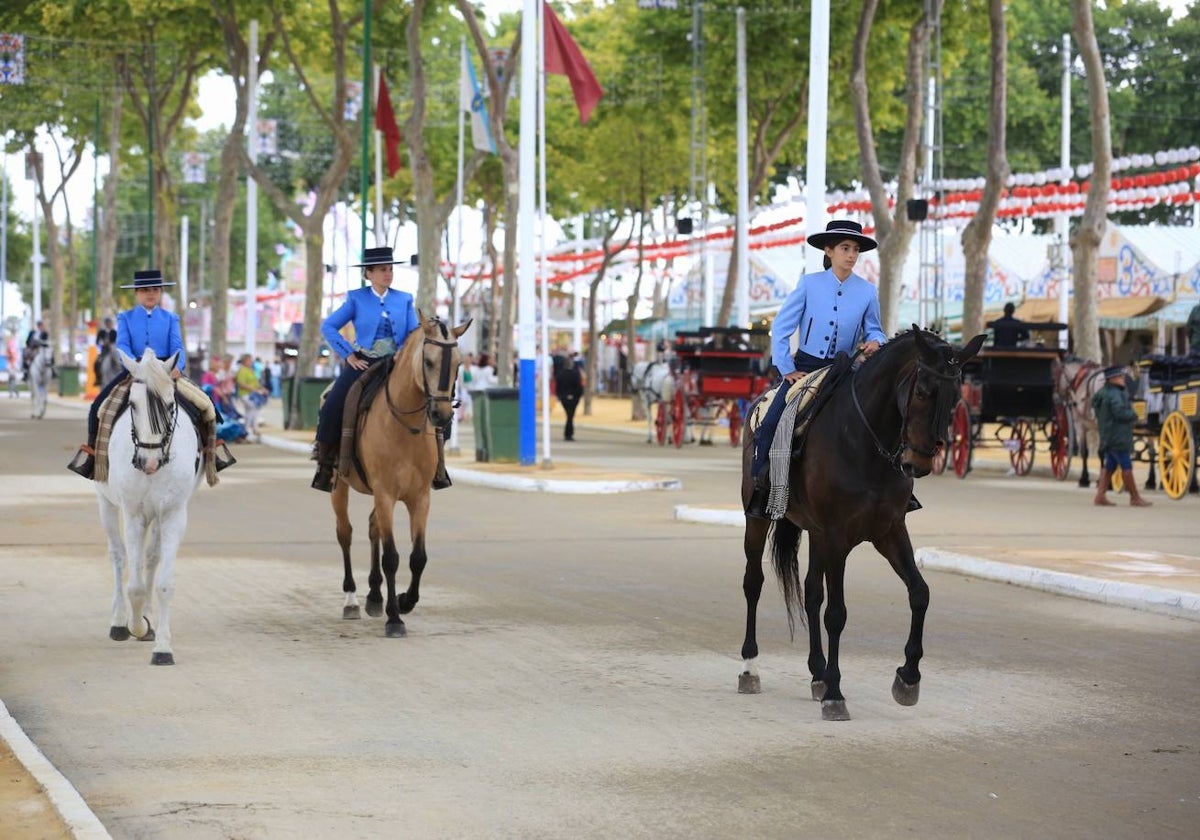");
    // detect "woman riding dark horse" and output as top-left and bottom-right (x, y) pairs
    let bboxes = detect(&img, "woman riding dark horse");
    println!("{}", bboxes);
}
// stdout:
(738, 326), (985, 721)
